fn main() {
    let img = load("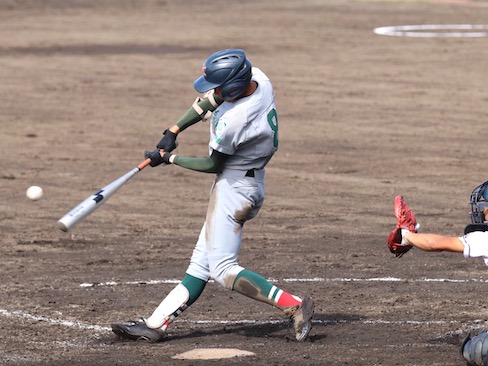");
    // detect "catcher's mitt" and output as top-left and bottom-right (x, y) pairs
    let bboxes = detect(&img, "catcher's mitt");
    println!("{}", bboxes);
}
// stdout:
(387, 196), (418, 257)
